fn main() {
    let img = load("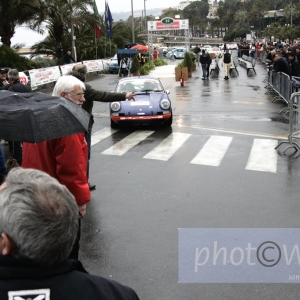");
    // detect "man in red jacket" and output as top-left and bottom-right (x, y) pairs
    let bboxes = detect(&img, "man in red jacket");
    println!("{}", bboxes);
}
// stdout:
(22, 75), (90, 261)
